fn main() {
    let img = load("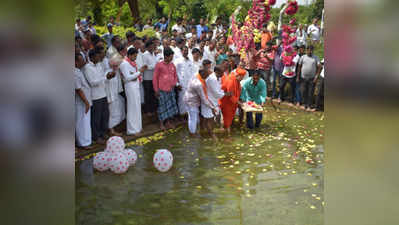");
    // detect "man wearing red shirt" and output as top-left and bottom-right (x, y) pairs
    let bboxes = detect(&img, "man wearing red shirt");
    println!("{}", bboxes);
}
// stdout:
(153, 47), (179, 130)
(256, 41), (275, 97)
